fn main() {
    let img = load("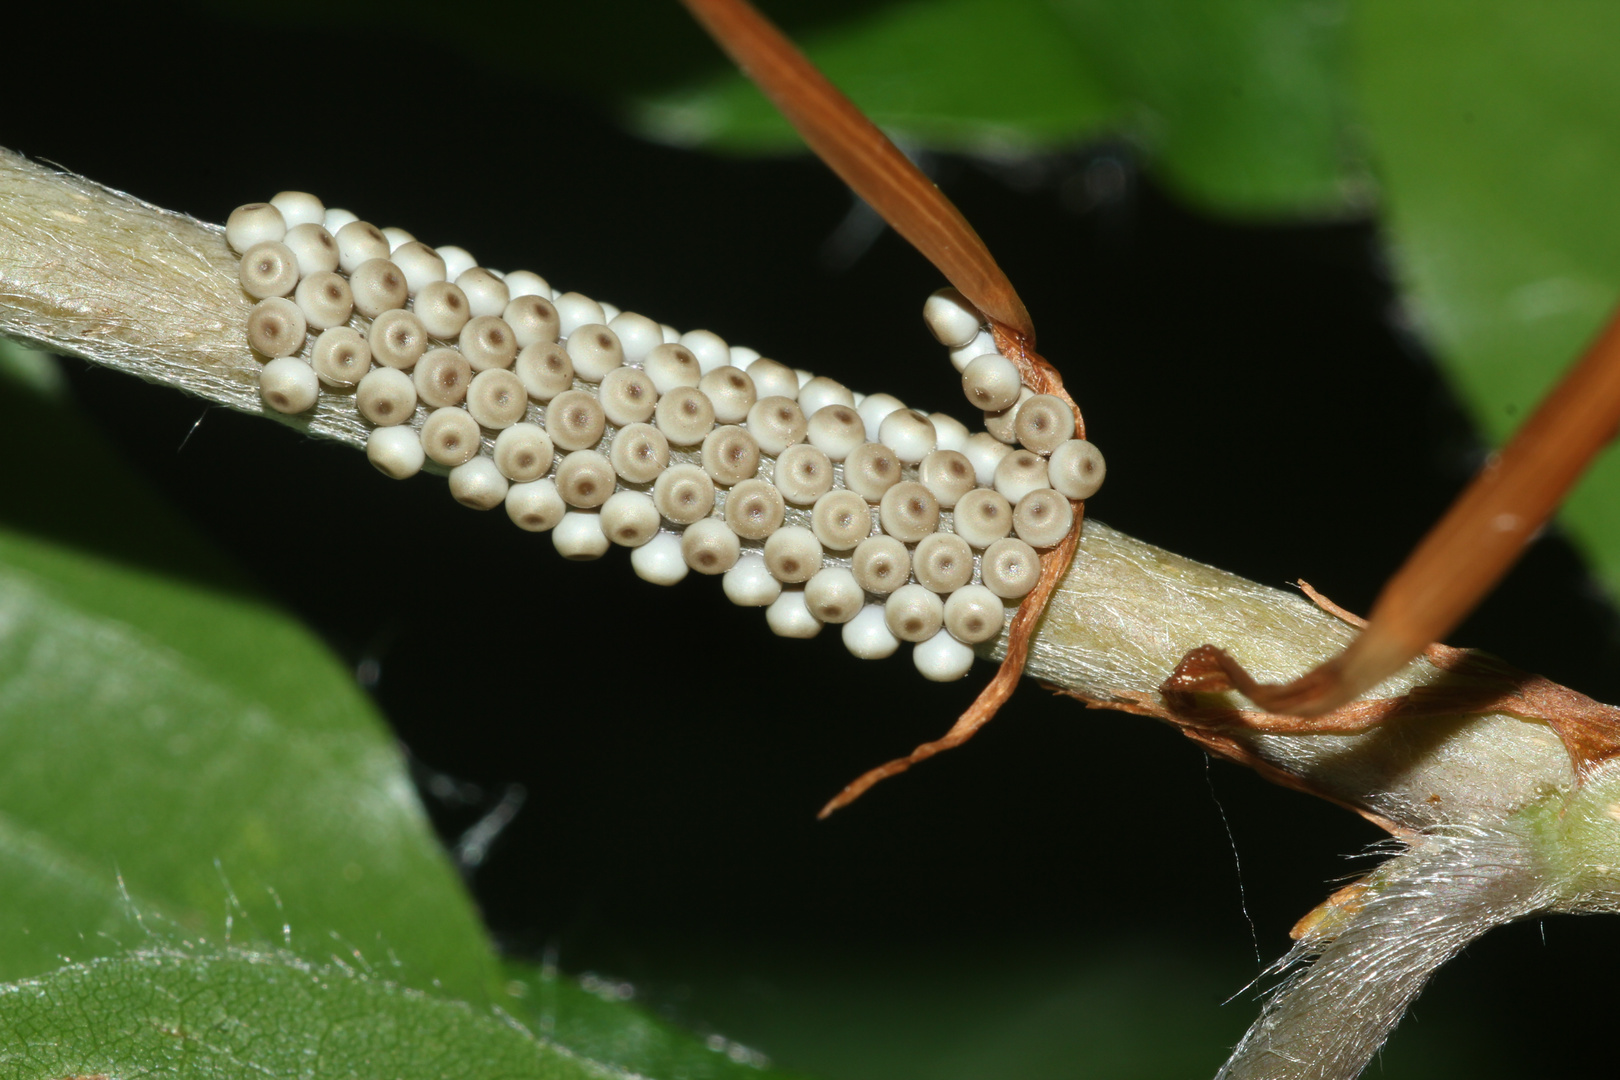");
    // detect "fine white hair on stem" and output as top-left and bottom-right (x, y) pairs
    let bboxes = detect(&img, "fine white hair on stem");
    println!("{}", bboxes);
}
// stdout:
(0, 147), (373, 453)
(1220, 824), (1549, 1080)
